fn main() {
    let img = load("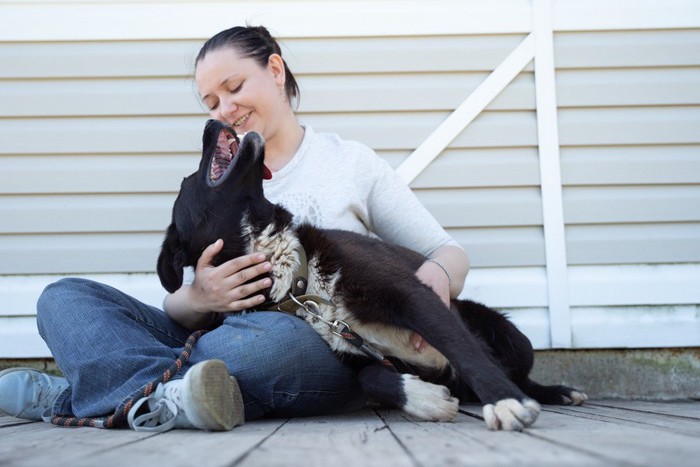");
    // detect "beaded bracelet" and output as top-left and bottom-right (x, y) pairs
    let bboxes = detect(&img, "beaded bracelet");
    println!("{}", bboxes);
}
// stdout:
(426, 259), (452, 286)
